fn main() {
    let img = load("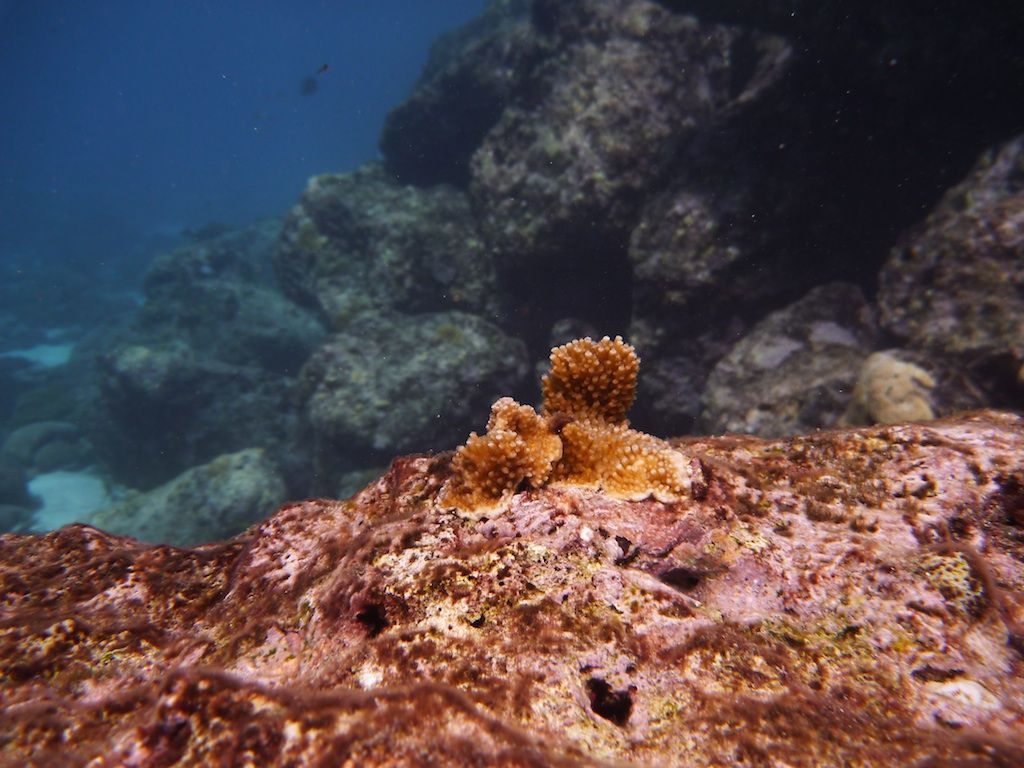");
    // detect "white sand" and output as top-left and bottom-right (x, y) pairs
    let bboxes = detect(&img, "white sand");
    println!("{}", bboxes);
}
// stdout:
(0, 343), (73, 368)
(27, 470), (113, 532)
